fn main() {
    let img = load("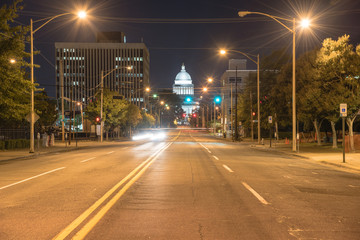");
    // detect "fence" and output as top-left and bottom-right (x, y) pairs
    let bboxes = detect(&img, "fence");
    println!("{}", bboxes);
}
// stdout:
(0, 128), (29, 141)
